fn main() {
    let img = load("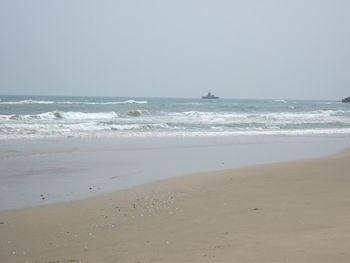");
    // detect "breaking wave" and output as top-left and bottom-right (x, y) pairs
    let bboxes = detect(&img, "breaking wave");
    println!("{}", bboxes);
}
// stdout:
(1, 111), (119, 121)
(0, 99), (148, 105)
(127, 110), (145, 117)
(0, 99), (55, 105)
(1, 97), (350, 139)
